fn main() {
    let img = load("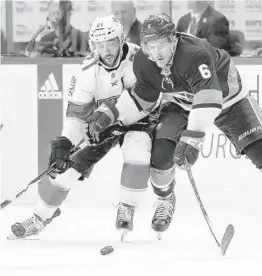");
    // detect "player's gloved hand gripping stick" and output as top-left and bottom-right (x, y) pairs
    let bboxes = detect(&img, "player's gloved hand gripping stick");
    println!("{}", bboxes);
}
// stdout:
(173, 130), (205, 168)
(86, 102), (119, 142)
